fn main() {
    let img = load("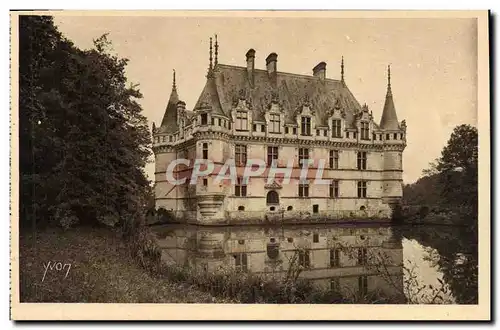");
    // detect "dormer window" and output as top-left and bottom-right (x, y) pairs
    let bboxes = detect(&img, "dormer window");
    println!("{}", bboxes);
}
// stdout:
(301, 116), (311, 136)
(201, 113), (208, 126)
(332, 119), (342, 138)
(360, 122), (370, 140)
(269, 113), (280, 133)
(236, 111), (248, 131)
